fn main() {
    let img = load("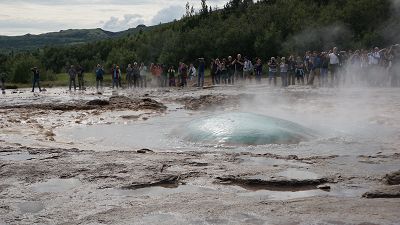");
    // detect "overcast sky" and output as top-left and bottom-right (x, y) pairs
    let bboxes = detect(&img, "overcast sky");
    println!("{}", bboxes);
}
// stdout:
(0, 0), (229, 36)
